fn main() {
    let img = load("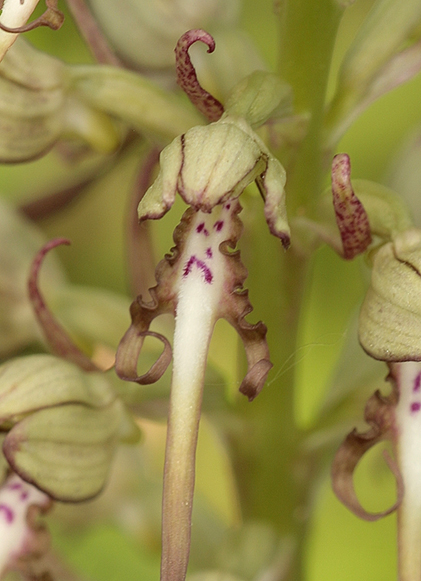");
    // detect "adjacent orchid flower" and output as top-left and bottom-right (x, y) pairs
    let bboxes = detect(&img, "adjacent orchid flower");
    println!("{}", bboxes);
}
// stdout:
(0, 228), (146, 577)
(330, 164), (421, 578)
(0, 237), (140, 503)
(116, 30), (291, 581)
(0, 38), (121, 162)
